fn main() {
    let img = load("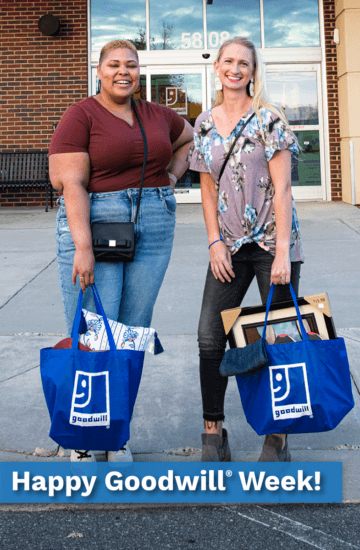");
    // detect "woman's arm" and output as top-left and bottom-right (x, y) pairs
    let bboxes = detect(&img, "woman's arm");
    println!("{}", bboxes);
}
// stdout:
(166, 119), (194, 190)
(49, 152), (94, 293)
(201, 172), (235, 283)
(269, 149), (292, 285)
